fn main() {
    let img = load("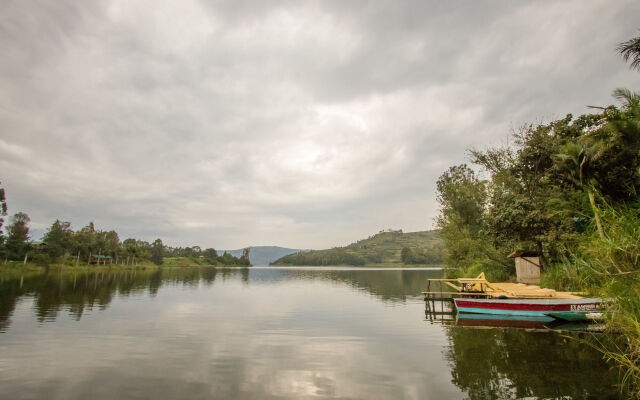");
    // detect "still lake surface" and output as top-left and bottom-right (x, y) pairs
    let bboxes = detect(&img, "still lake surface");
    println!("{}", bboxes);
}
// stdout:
(0, 267), (621, 399)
